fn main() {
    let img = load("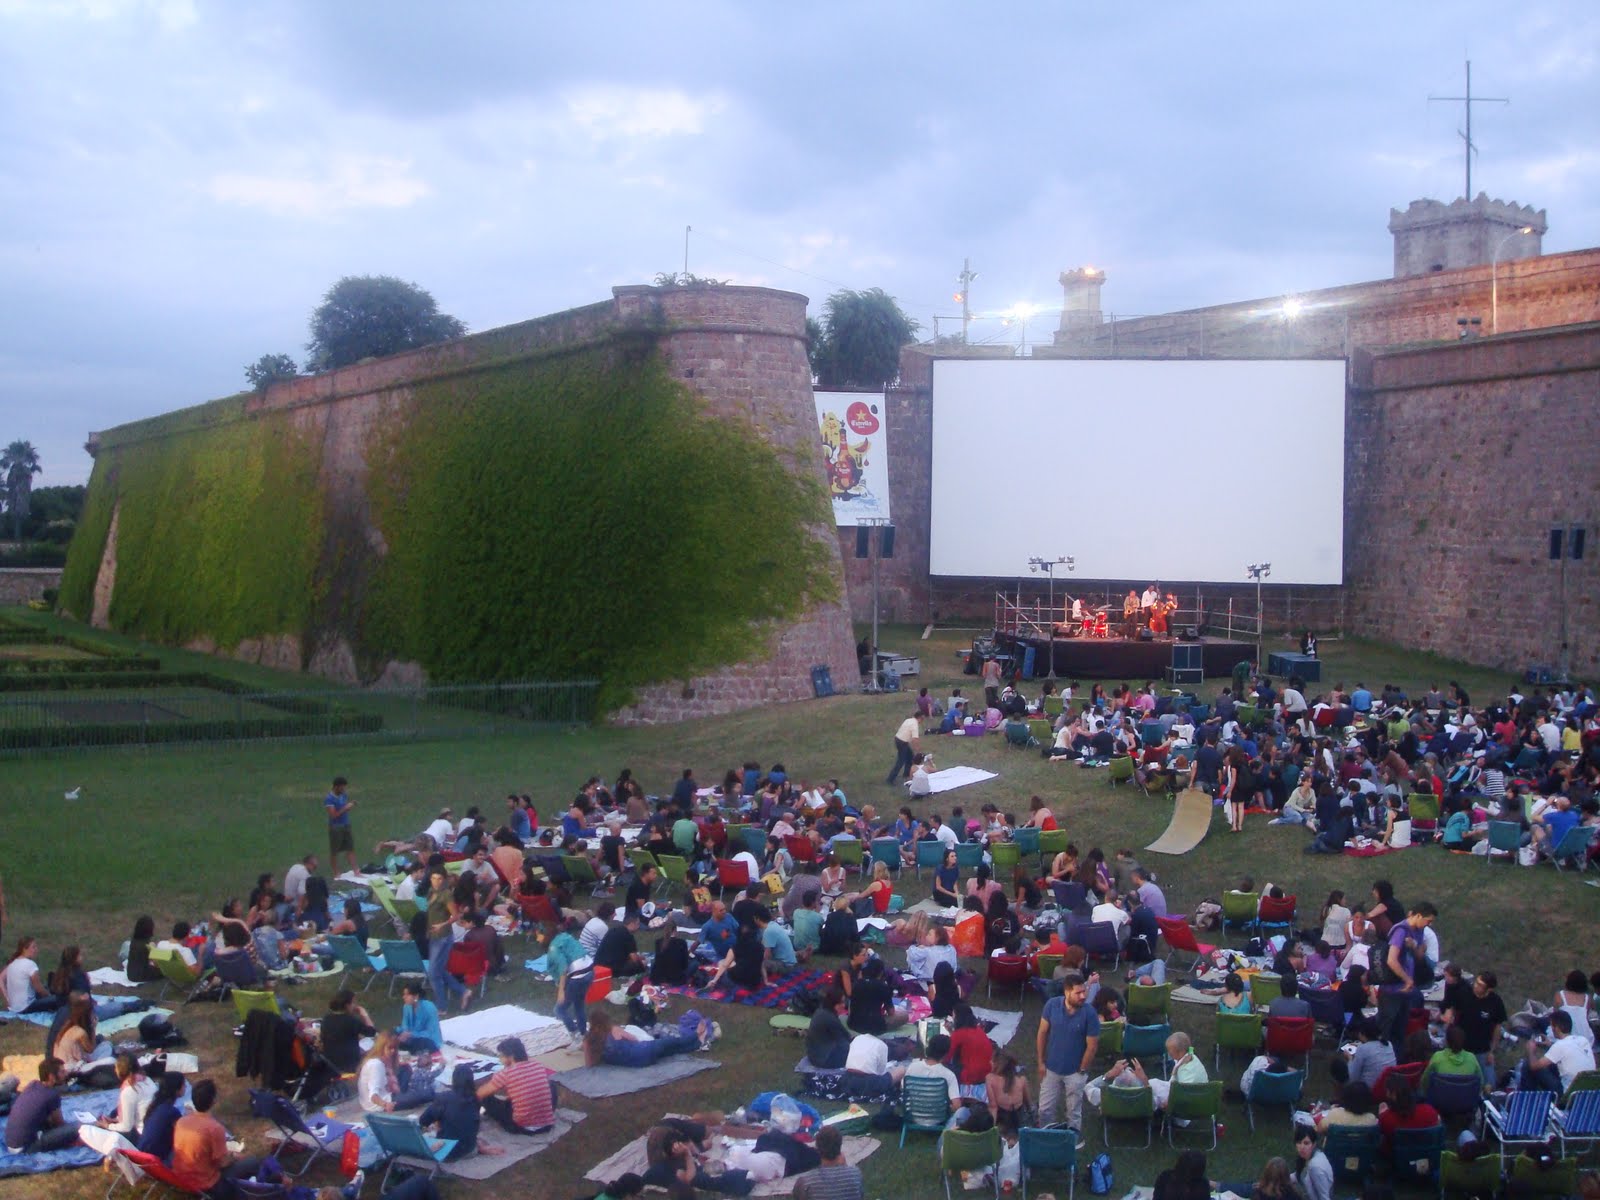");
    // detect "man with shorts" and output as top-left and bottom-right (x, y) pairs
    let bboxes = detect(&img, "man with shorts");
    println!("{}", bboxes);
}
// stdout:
(326, 776), (357, 876)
